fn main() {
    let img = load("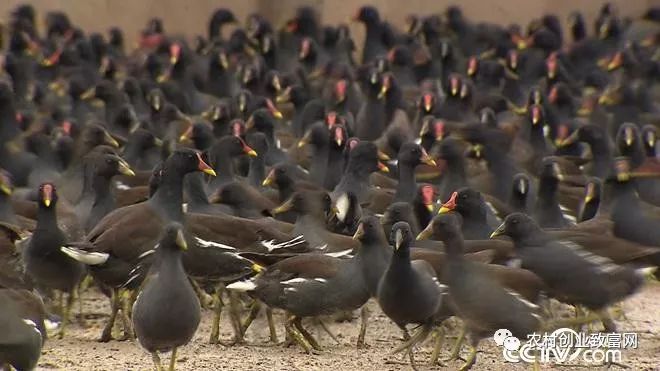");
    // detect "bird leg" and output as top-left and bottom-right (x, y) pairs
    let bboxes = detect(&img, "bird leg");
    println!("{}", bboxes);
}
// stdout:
(119, 289), (135, 340)
(151, 352), (163, 371)
(318, 318), (340, 345)
(458, 344), (477, 371)
(209, 285), (225, 344)
(240, 300), (262, 338)
(191, 280), (213, 309)
(357, 306), (369, 348)
(266, 307), (278, 343)
(228, 291), (244, 344)
(445, 323), (466, 362)
(58, 292), (75, 339)
(430, 326), (445, 365)
(99, 289), (119, 342)
(76, 284), (86, 326)
(284, 315), (314, 354)
(294, 317), (322, 351)
(168, 347), (177, 371)
(597, 308), (617, 333)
